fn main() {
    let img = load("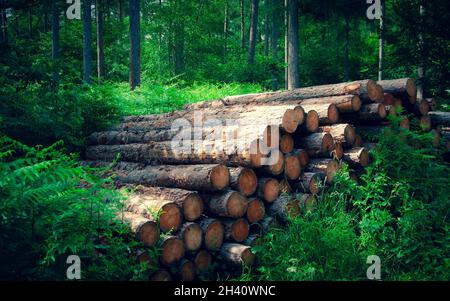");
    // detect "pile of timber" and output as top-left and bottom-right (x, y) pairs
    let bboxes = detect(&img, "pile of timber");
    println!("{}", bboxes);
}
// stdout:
(83, 78), (450, 281)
